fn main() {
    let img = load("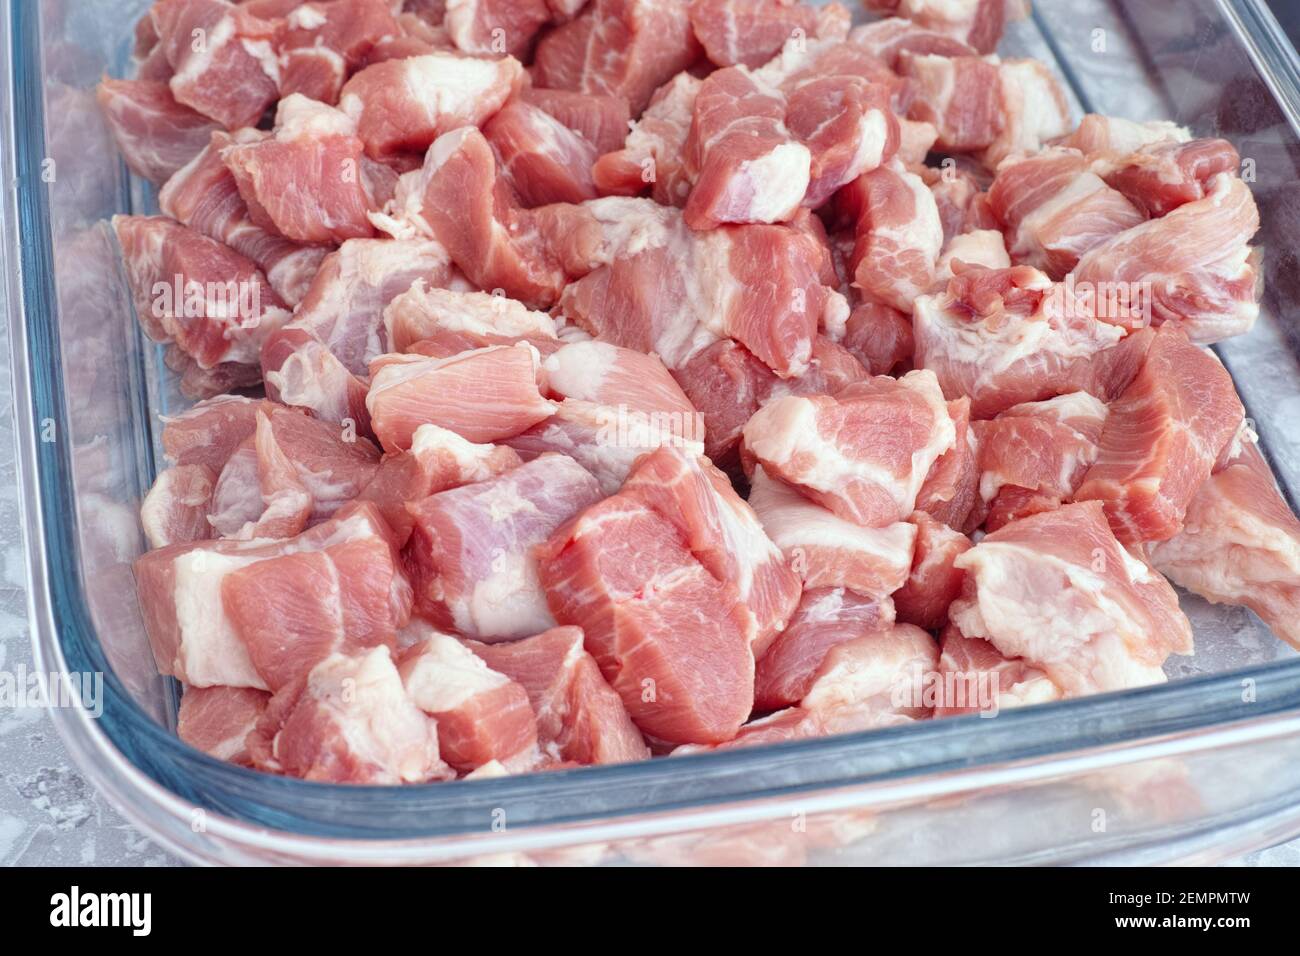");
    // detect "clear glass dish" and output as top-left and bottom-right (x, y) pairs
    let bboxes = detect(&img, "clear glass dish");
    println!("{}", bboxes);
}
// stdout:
(6, 0), (1300, 865)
